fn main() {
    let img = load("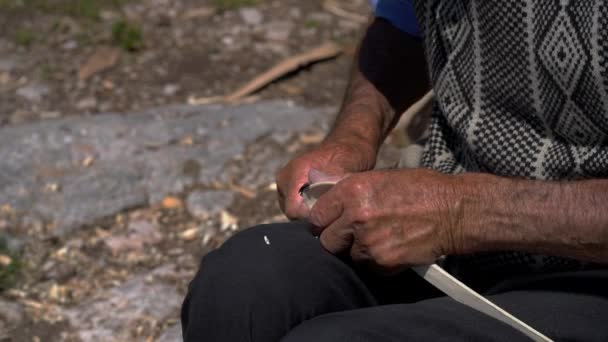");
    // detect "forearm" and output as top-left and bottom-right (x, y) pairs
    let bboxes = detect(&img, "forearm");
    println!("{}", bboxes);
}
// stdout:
(455, 173), (608, 263)
(324, 18), (430, 162)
